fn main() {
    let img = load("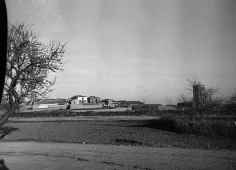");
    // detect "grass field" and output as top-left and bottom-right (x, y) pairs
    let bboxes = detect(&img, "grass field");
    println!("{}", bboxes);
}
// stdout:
(2, 108), (236, 150)
(2, 118), (236, 150)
